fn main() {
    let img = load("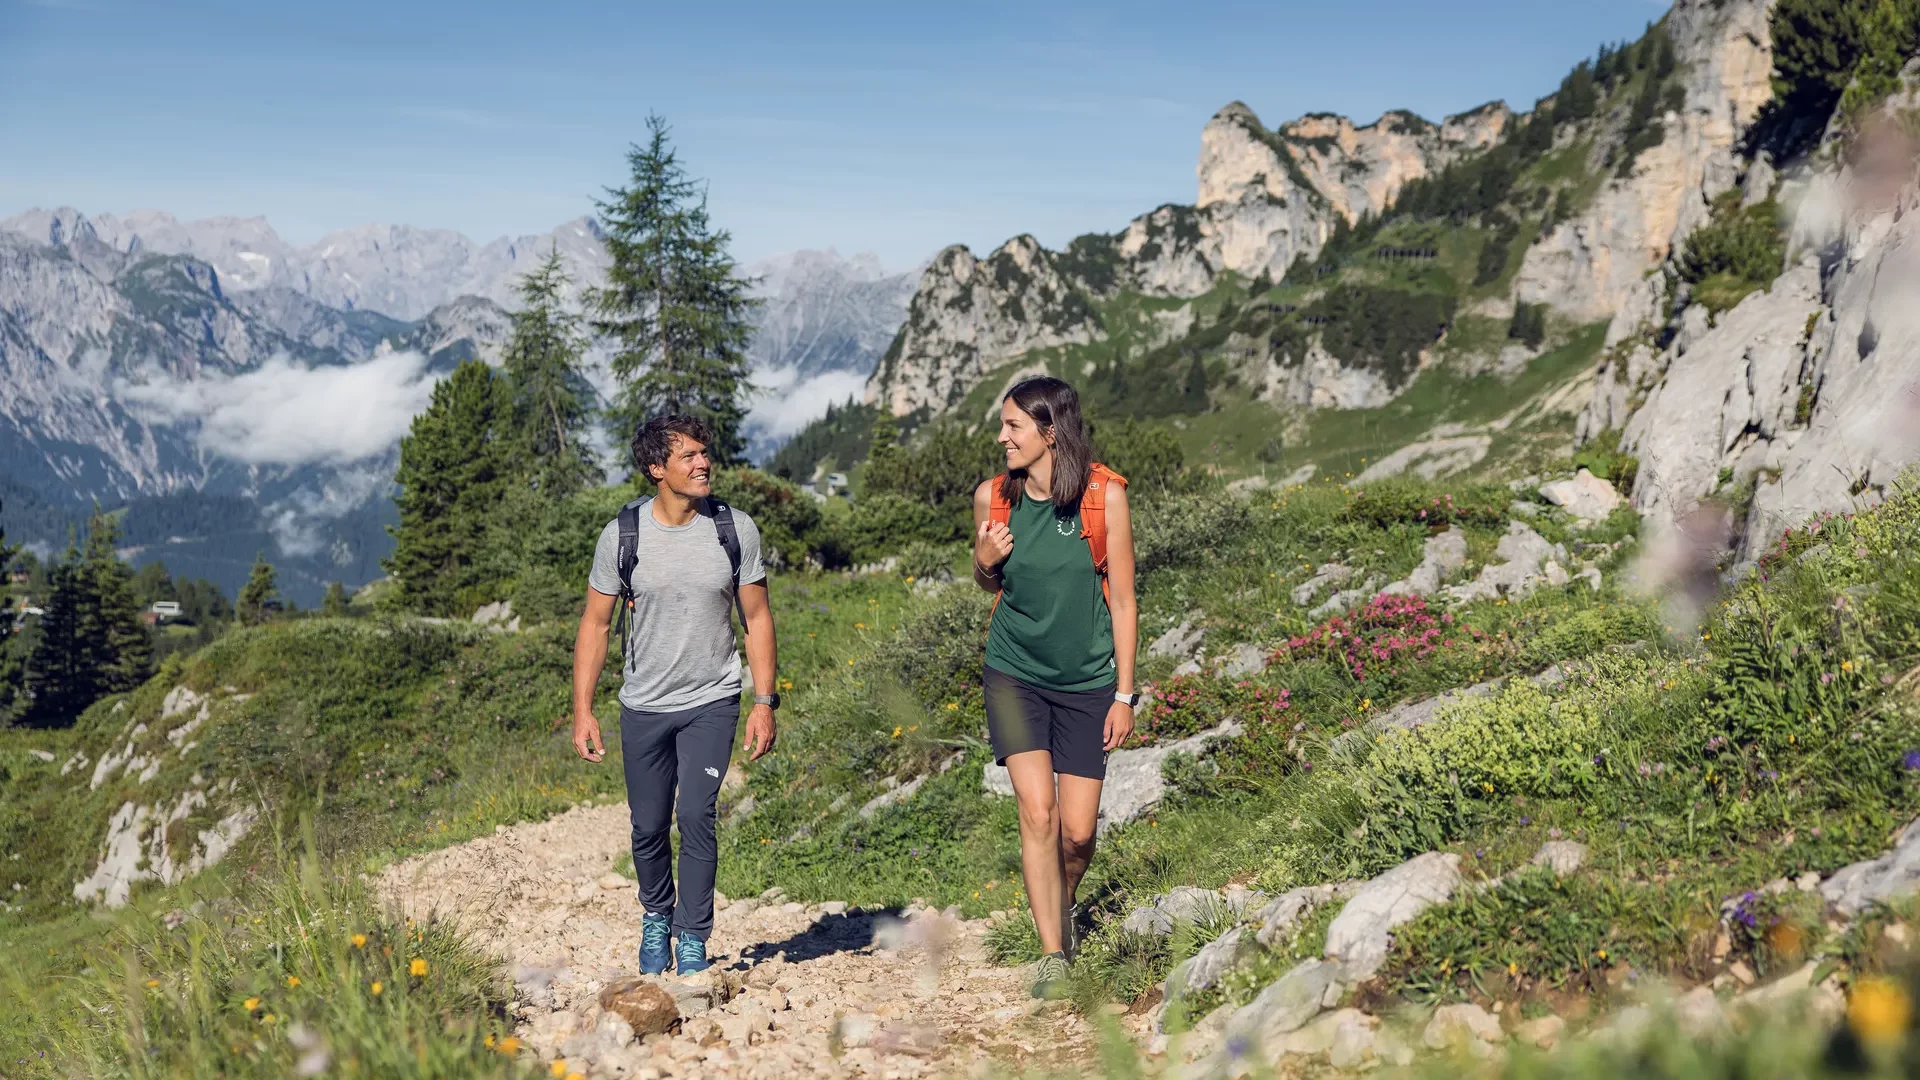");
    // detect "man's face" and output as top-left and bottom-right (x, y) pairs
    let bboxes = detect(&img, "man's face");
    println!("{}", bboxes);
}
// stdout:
(649, 433), (713, 498)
